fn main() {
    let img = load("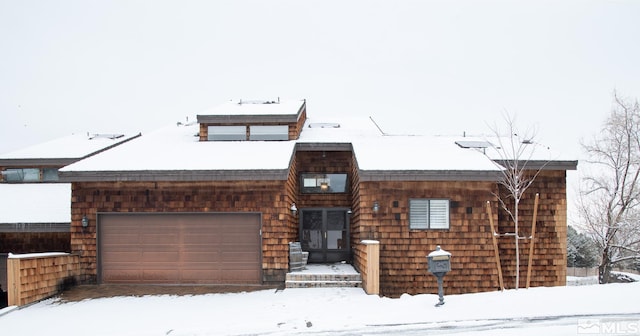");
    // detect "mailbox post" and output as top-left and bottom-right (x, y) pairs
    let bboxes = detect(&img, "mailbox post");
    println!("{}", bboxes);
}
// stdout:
(427, 245), (452, 307)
